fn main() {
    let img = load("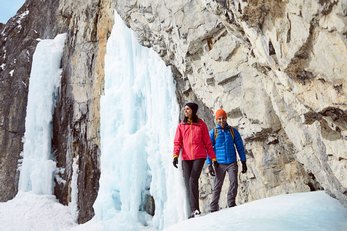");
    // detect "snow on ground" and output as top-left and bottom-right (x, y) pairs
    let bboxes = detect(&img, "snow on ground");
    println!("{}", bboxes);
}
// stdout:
(164, 191), (347, 231)
(0, 191), (76, 231)
(0, 191), (346, 231)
